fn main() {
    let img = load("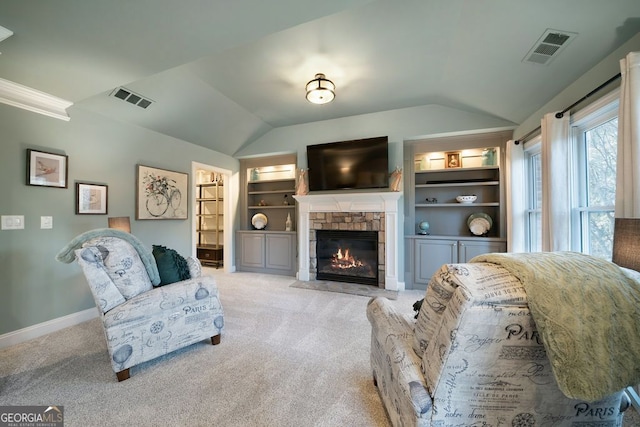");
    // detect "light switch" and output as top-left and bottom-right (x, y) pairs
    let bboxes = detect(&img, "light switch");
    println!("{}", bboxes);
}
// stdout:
(1, 215), (25, 230)
(41, 216), (53, 229)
